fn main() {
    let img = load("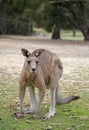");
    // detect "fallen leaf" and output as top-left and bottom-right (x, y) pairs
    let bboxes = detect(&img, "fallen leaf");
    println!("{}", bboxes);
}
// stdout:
(26, 120), (31, 124)
(47, 125), (52, 130)
(13, 125), (17, 128)
(14, 117), (18, 122)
